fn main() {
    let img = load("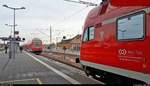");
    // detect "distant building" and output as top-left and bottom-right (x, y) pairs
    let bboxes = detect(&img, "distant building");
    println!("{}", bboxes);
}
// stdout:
(57, 39), (72, 49)
(70, 34), (81, 51)
(57, 34), (81, 51)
